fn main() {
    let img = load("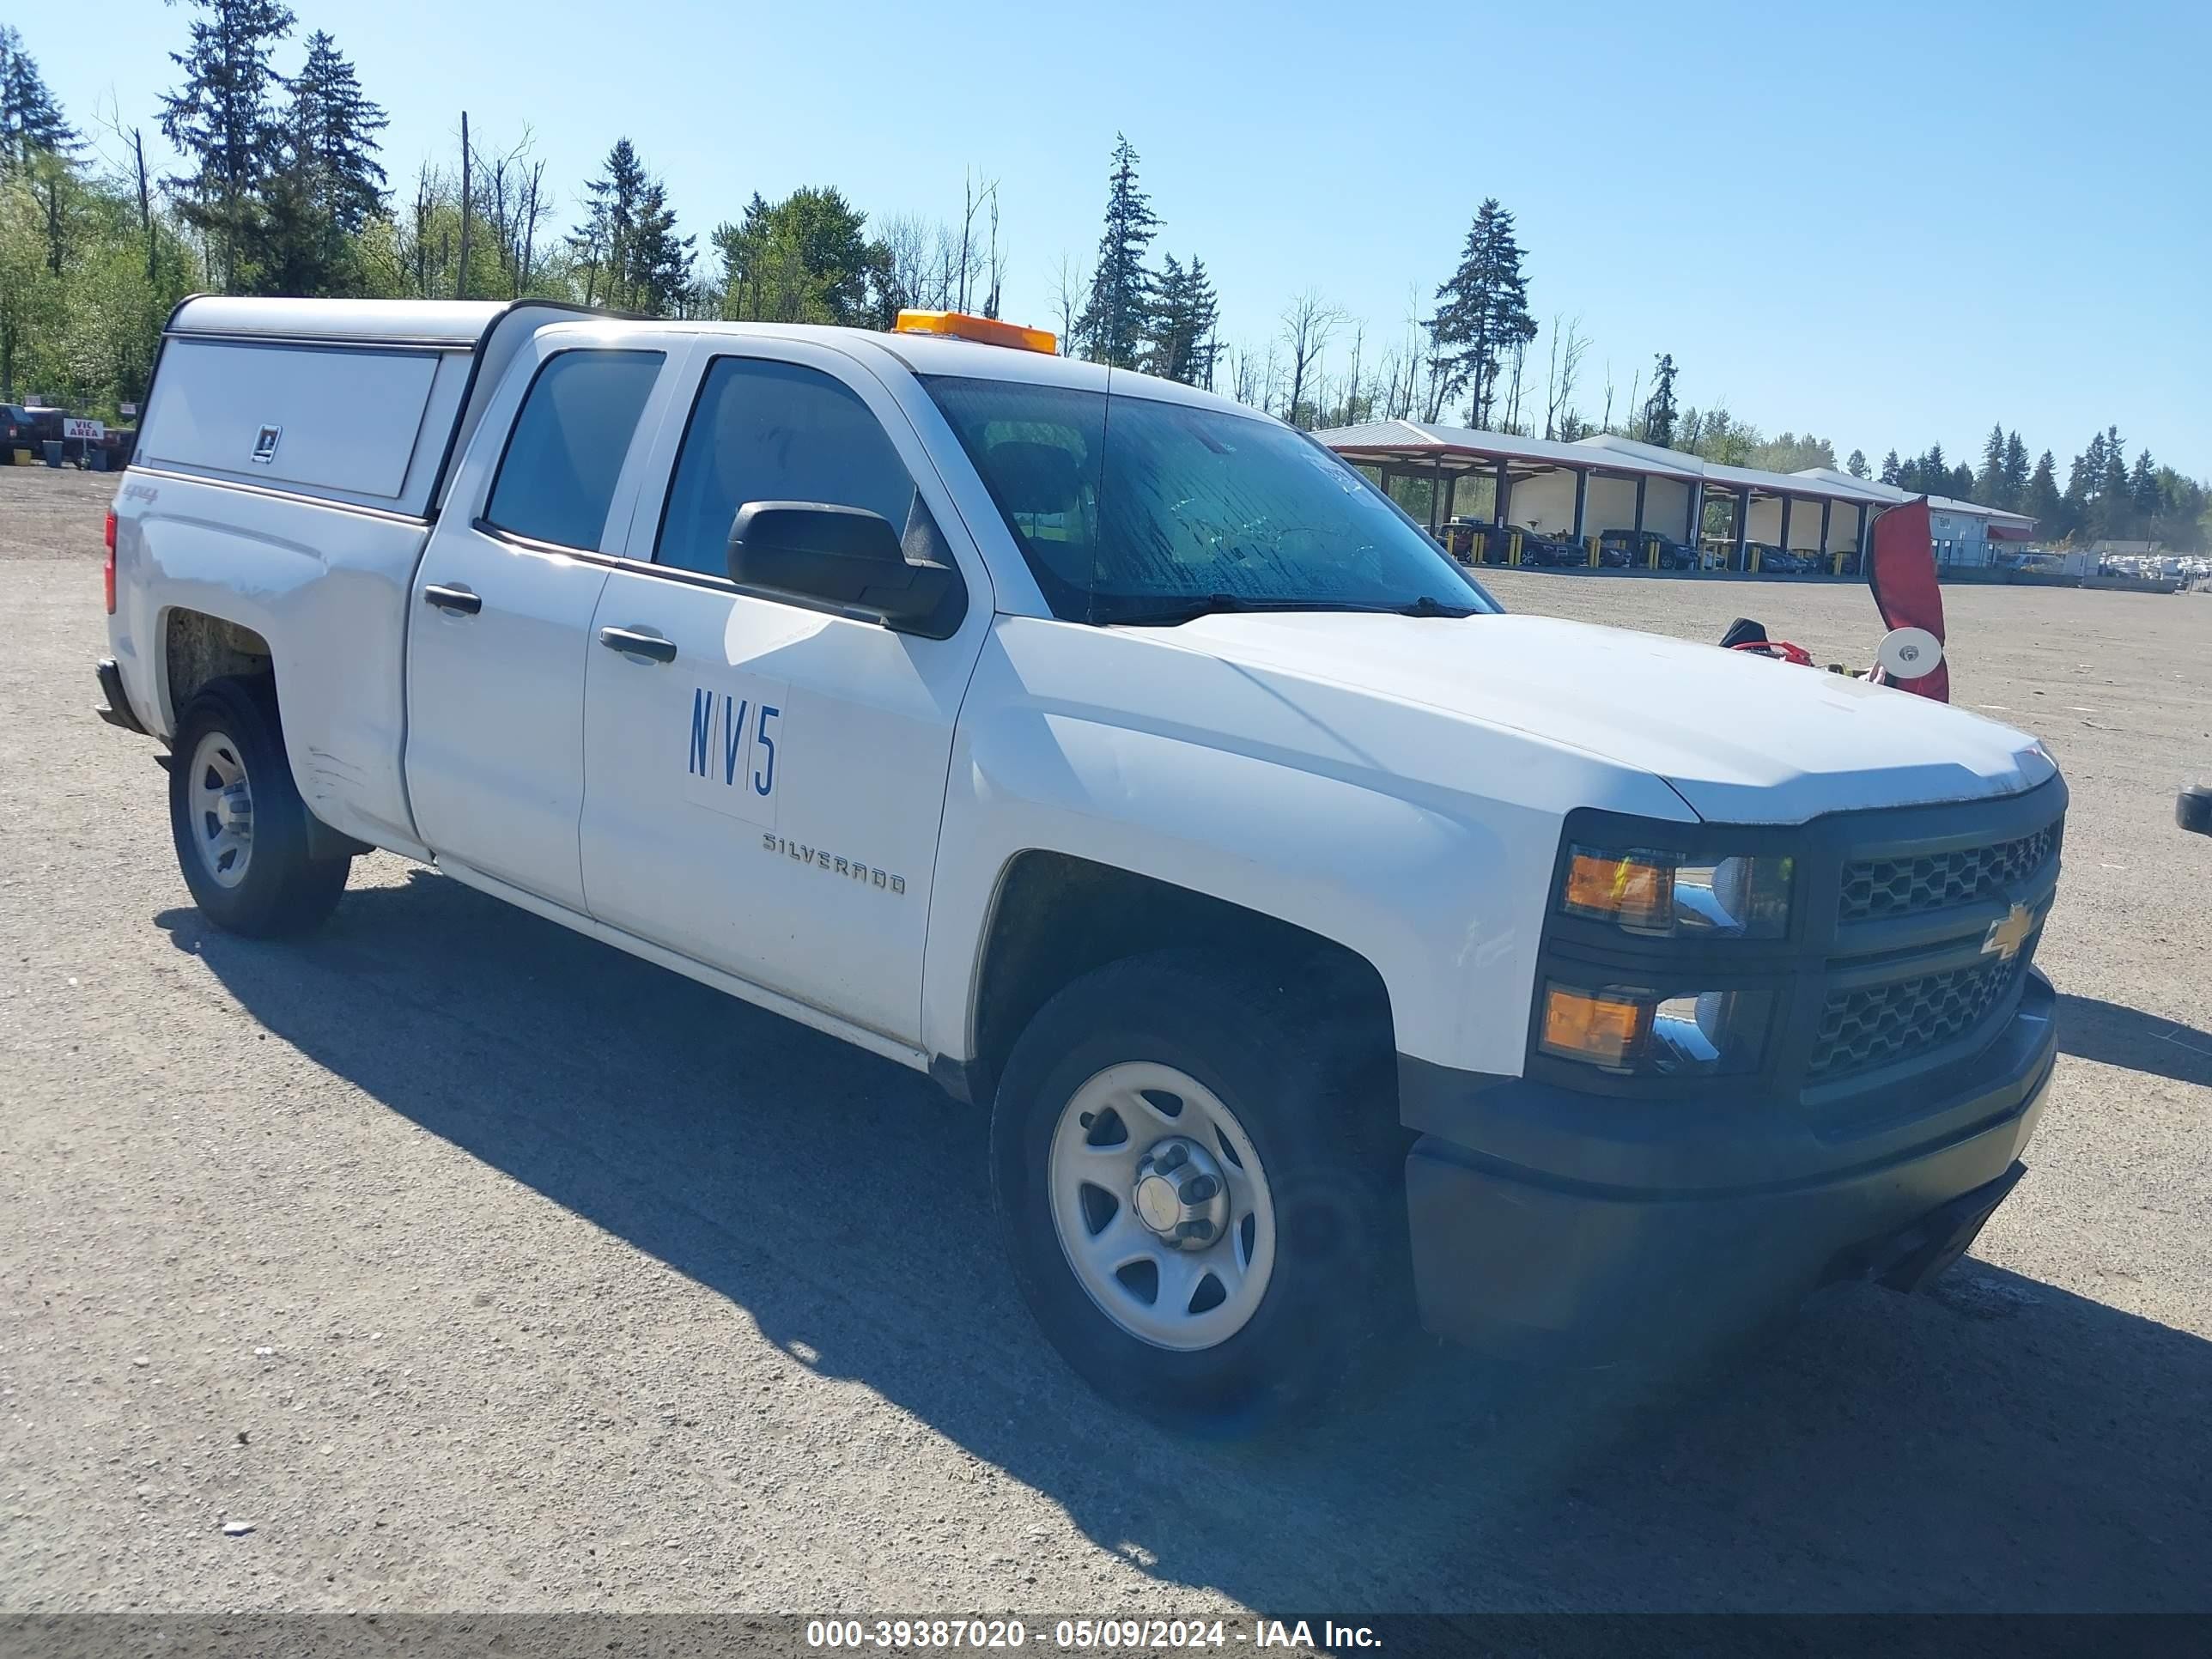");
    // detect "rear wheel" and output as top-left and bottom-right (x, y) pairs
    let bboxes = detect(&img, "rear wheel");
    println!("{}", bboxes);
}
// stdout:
(991, 950), (1406, 1432)
(167, 677), (350, 937)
